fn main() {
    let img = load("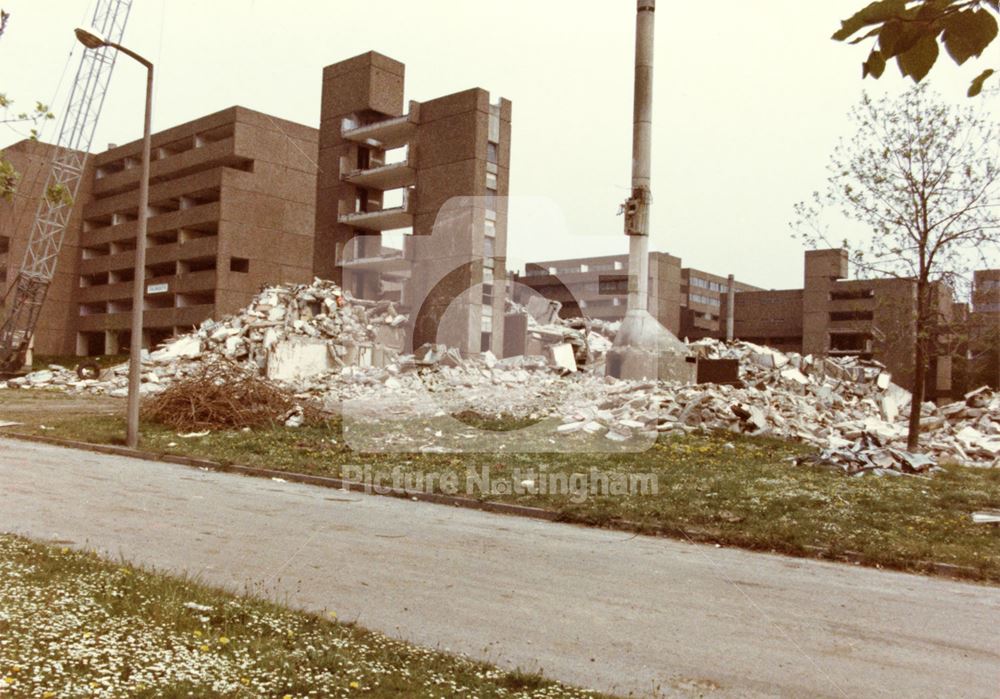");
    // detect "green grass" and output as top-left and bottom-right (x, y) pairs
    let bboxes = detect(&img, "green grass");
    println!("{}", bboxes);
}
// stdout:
(0, 534), (608, 698)
(2, 391), (999, 582)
